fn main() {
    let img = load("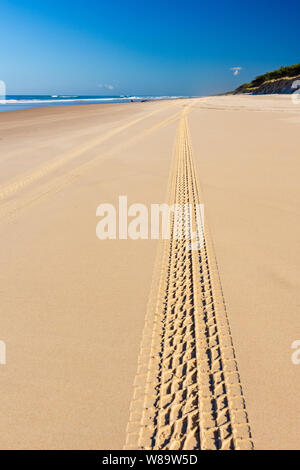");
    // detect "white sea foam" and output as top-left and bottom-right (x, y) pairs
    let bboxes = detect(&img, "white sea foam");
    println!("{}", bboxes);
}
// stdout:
(4, 95), (183, 104)
(0, 95), (185, 112)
